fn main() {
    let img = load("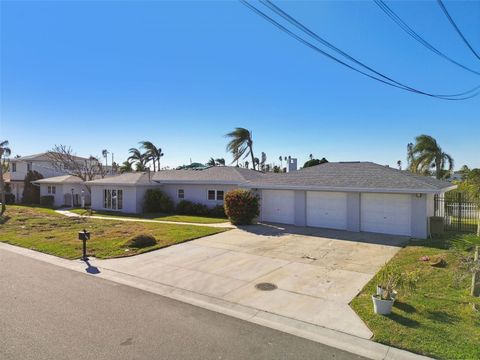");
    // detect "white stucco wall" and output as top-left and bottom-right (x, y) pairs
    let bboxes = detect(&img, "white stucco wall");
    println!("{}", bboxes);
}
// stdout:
(39, 183), (89, 208)
(91, 186), (137, 213)
(160, 184), (237, 208)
